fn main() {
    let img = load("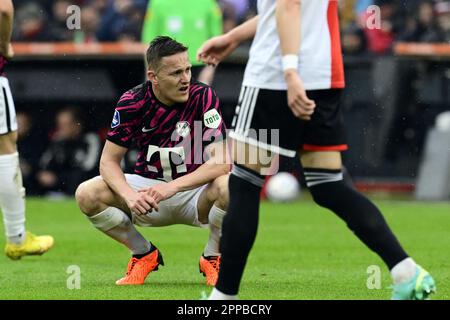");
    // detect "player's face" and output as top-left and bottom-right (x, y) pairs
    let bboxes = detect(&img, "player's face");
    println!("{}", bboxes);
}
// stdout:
(151, 52), (192, 105)
(56, 111), (81, 139)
